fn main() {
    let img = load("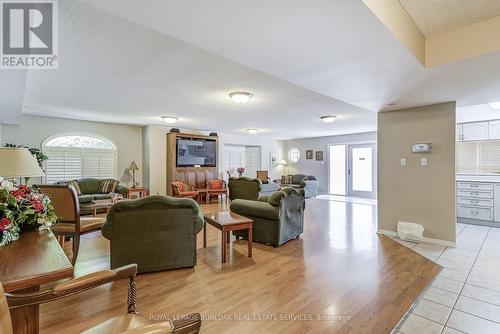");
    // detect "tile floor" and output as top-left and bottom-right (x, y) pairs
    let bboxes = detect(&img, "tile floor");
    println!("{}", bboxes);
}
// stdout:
(393, 223), (500, 334)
